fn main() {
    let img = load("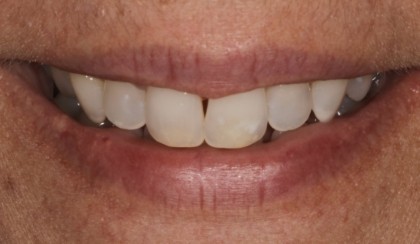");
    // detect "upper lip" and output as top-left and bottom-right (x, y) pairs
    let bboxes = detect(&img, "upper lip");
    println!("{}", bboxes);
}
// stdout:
(45, 45), (375, 98)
